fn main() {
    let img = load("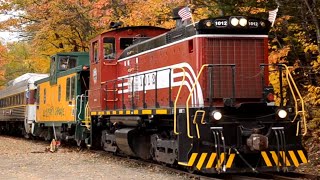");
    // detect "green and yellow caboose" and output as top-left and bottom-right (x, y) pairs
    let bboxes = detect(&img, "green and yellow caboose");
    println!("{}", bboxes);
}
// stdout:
(33, 52), (90, 143)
